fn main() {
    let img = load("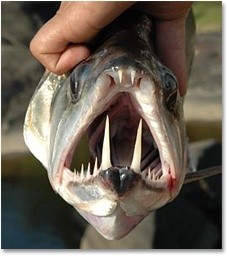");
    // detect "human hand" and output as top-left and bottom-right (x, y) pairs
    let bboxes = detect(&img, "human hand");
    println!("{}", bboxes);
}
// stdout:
(30, 1), (192, 96)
